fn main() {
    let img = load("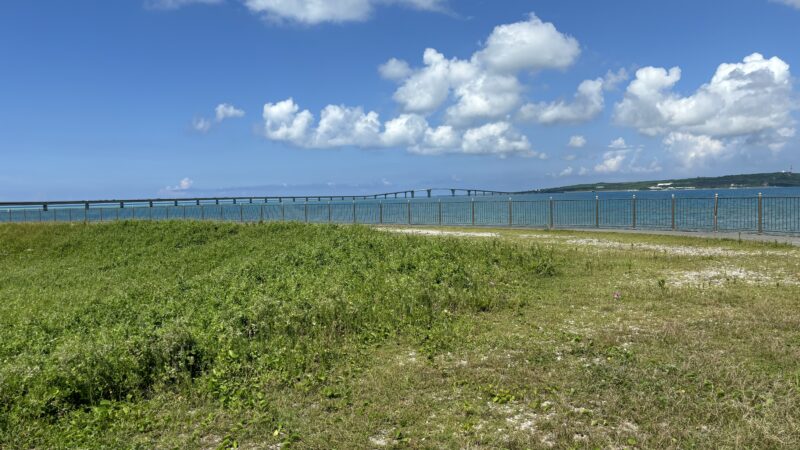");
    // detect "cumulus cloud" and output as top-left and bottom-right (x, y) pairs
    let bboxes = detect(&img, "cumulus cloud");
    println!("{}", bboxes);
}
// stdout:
(193, 103), (245, 133)
(145, 0), (222, 10)
(215, 103), (245, 121)
(473, 13), (580, 73)
(559, 166), (574, 177)
(387, 14), (580, 125)
(262, 98), (539, 157)
(260, 14), (581, 156)
(614, 53), (796, 167)
(520, 70), (627, 125)
(608, 137), (630, 149)
(594, 150), (628, 174)
(379, 58), (413, 81)
(460, 122), (532, 156)
(663, 132), (727, 168)
(242, 0), (446, 24)
(568, 135), (586, 148)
